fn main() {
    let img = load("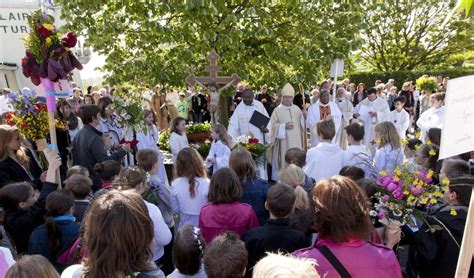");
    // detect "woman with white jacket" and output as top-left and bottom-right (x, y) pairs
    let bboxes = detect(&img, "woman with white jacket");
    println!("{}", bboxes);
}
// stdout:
(205, 124), (233, 174)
